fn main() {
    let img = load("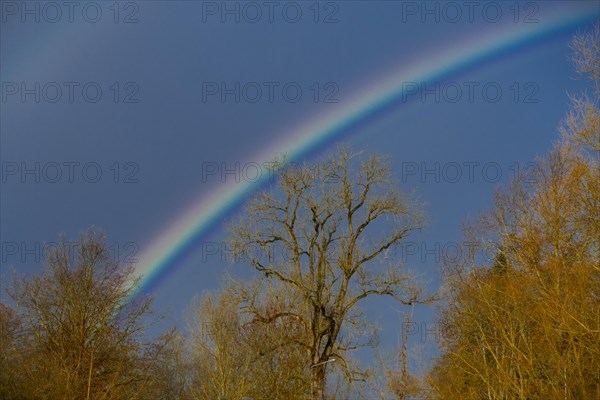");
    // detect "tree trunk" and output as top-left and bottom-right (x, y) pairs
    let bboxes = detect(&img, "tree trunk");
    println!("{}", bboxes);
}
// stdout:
(312, 364), (326, 400)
